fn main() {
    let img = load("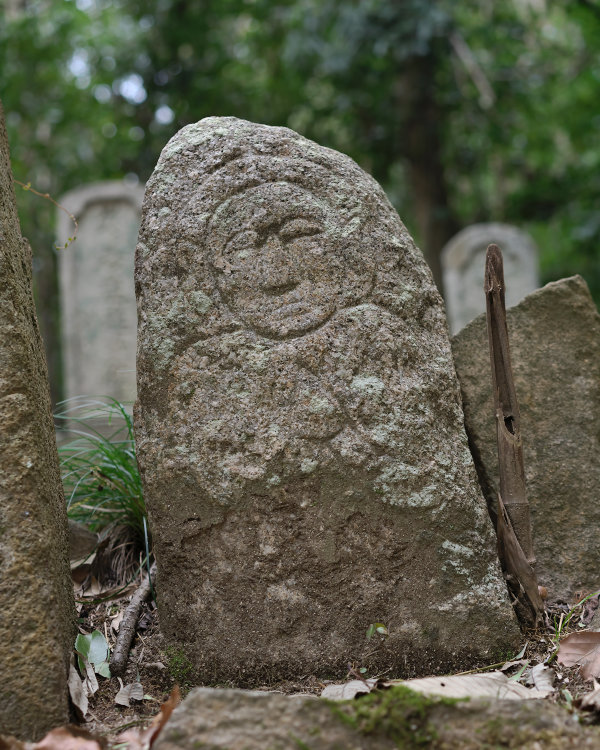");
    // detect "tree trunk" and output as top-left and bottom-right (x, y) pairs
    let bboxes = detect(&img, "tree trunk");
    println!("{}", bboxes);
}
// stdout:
(401, 48), (458, 296)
